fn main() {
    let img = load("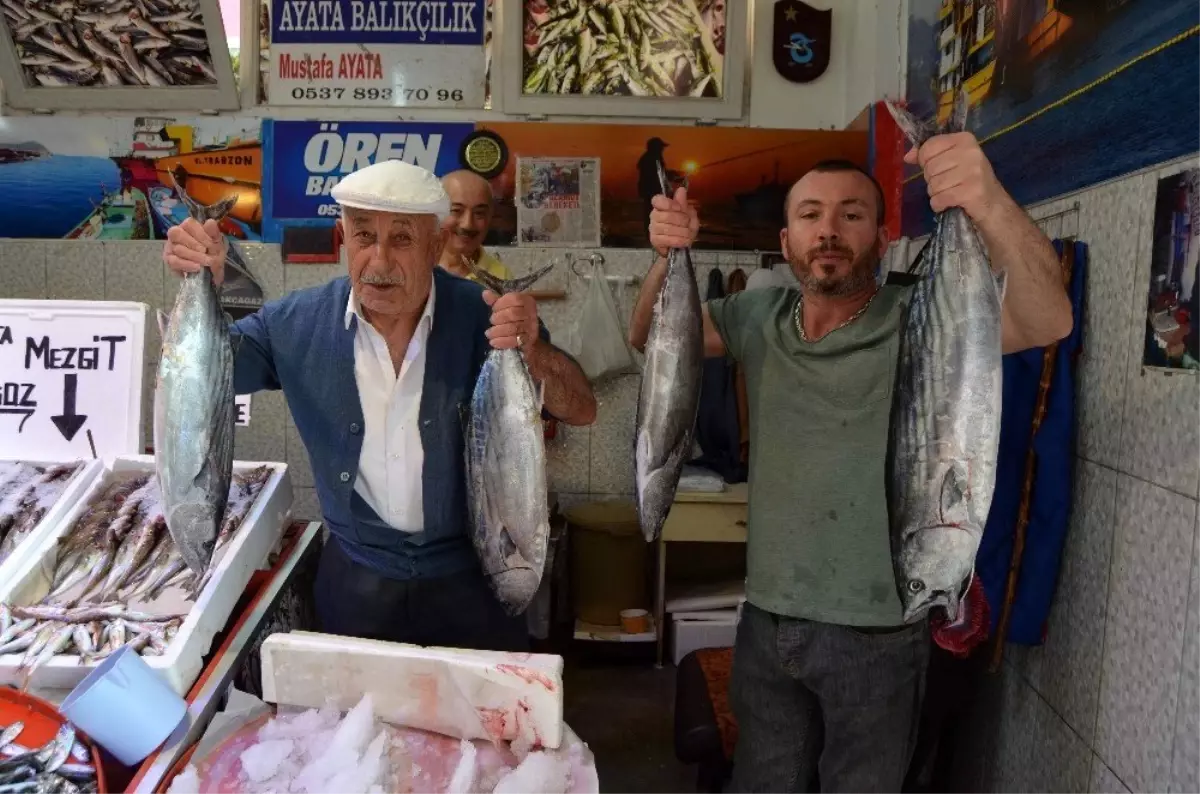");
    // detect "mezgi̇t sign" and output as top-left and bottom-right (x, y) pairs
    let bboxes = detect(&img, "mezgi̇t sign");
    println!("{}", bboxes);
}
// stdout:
(269, 0), (487, 107)
(0, 301), (147, 460)
(772, 0), (831, 84)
